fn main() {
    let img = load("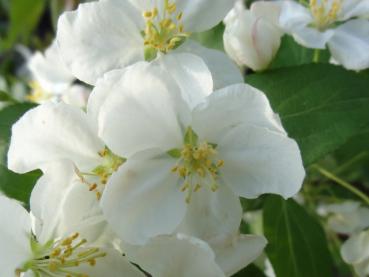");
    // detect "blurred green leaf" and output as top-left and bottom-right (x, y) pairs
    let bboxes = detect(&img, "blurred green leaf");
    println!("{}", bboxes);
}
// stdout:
(0, 90), (16, 102)
(263, 196), (333, 277)
(0, 165), (41, 206)
(5, 0), (46, 48)
(233, 263), (266, 277)
(247, 64), (369, 166)
(271, 35), (330, 69)
(0, 103), (38, 204)
(192, 23), (224, 51)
